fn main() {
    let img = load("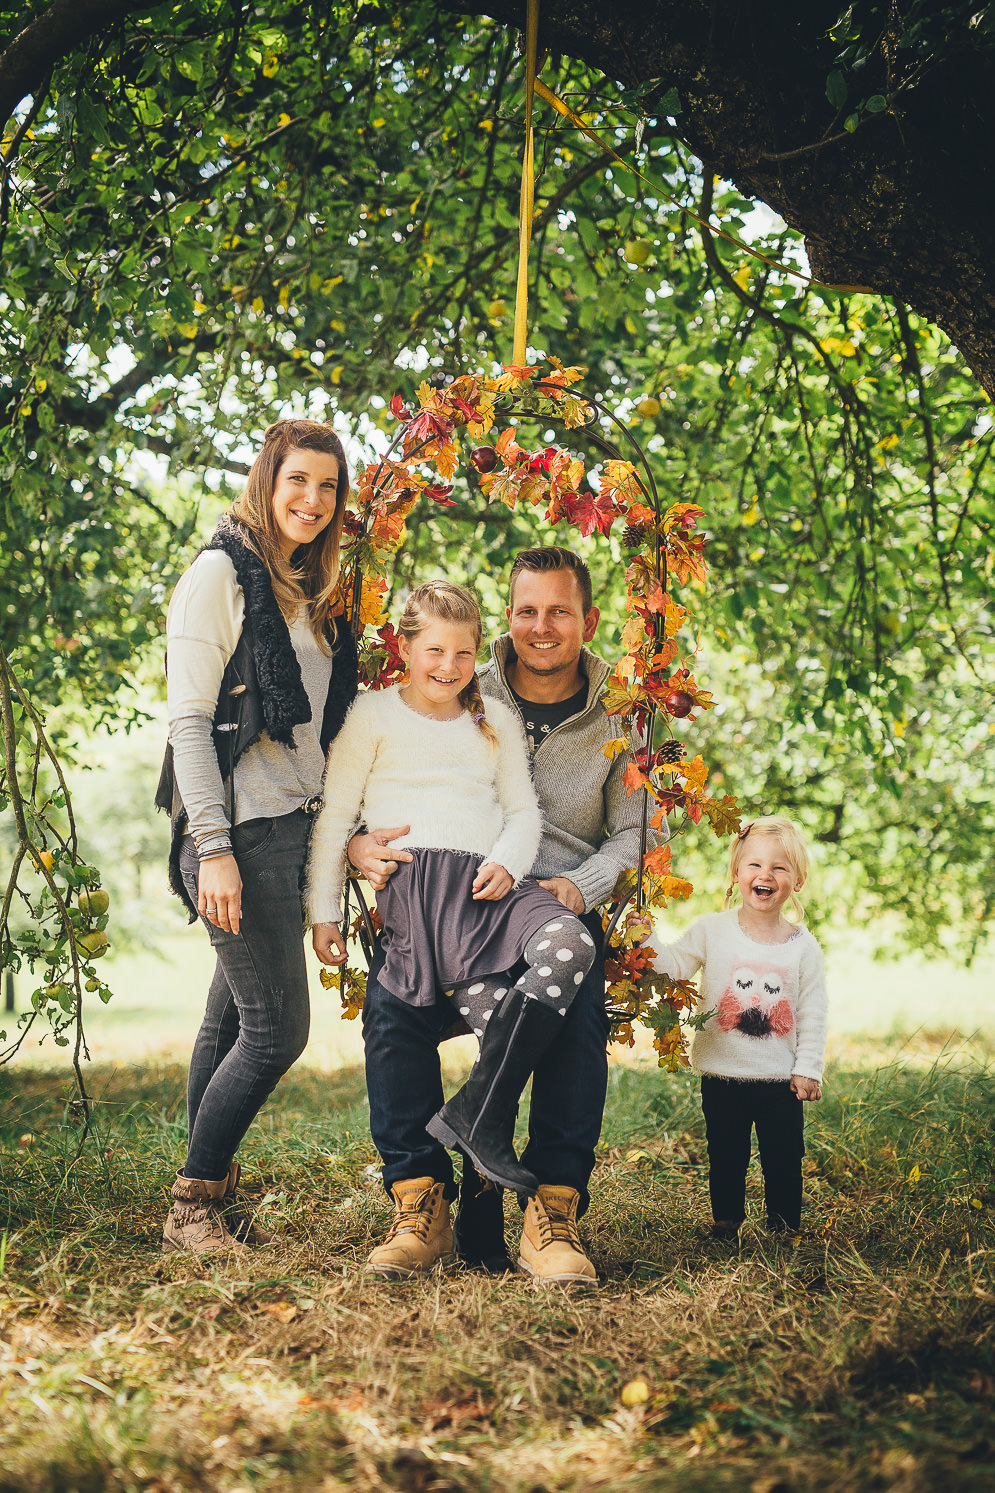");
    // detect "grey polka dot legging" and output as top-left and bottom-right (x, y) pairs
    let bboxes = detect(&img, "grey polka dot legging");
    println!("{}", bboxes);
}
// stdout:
(454, 915), (597, 1041)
